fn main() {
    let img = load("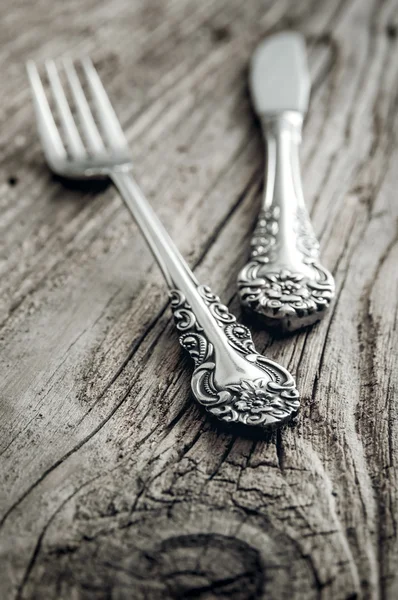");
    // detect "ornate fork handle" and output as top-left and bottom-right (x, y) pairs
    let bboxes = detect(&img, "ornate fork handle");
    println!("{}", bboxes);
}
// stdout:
(238, 112), (335, 331)
(112, 171), (299, 429)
